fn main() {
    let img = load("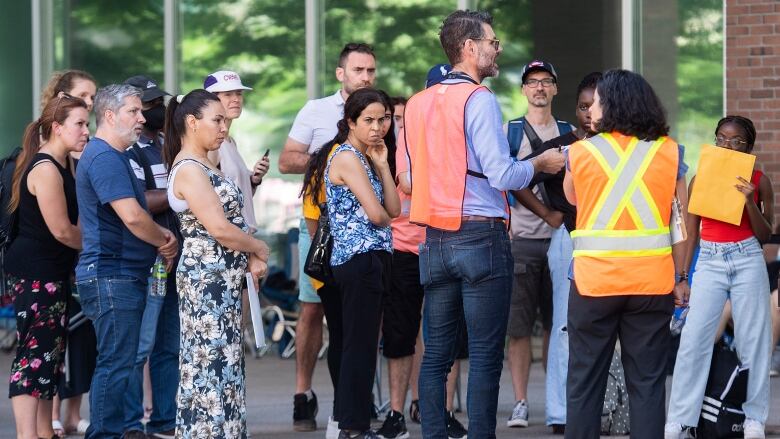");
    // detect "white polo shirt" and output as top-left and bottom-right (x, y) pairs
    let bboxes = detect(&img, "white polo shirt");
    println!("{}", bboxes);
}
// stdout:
(288, 89), (345, 154)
